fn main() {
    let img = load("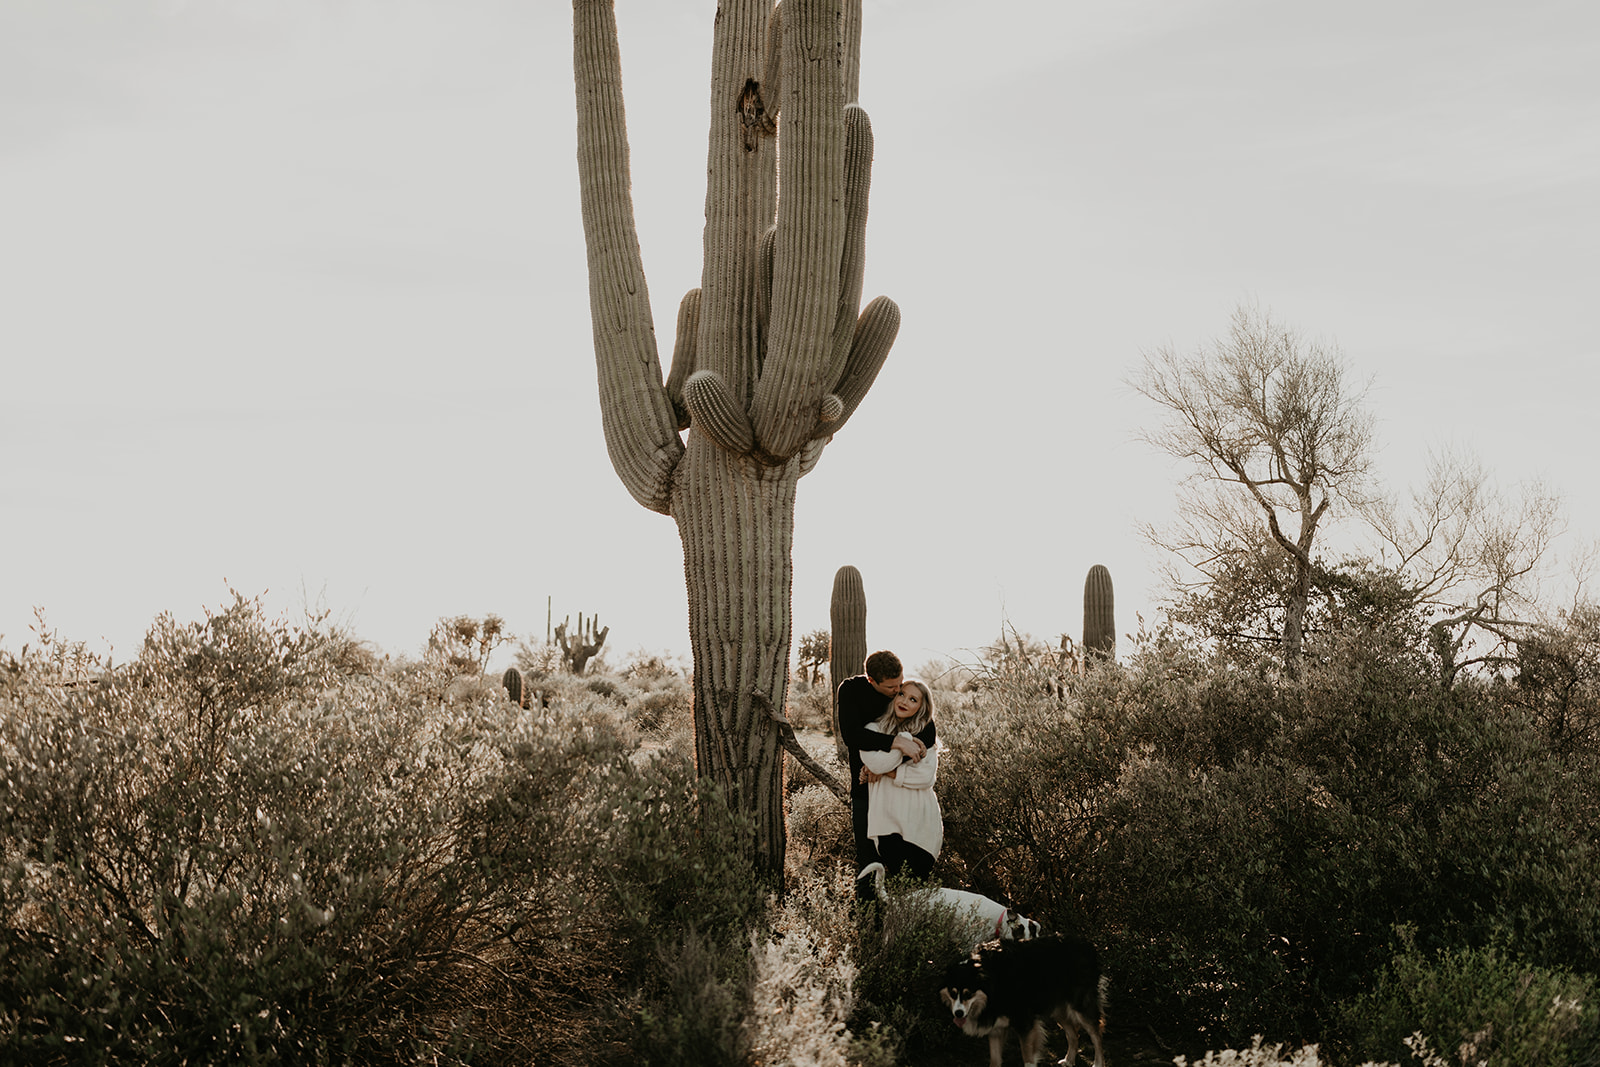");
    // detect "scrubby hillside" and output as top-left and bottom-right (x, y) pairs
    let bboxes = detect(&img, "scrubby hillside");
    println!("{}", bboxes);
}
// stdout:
(4, 596), (1599, 1066)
